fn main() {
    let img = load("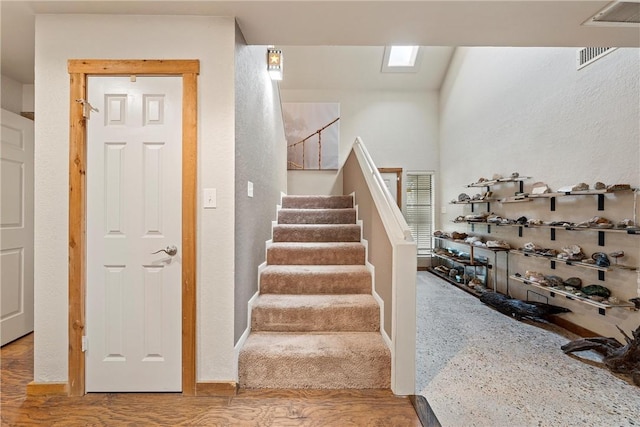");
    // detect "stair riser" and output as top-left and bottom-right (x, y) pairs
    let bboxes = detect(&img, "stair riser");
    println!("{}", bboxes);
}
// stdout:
(267, 247), (365, 265)
(272, 225), (360, 243)
(260, 271), (371, 294)
(252, 306), (380, 332)
(281, 195), (353, 209)
(239, 352), (390, 389)
(278, 209), (356, 225)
